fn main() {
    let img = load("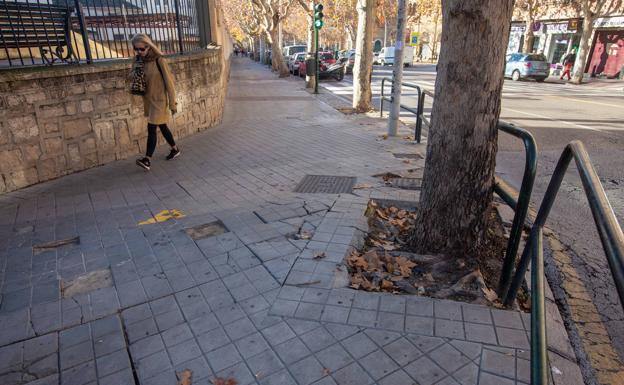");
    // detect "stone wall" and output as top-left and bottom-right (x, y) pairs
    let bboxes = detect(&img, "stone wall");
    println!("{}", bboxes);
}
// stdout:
(0, 47), (229, 193)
